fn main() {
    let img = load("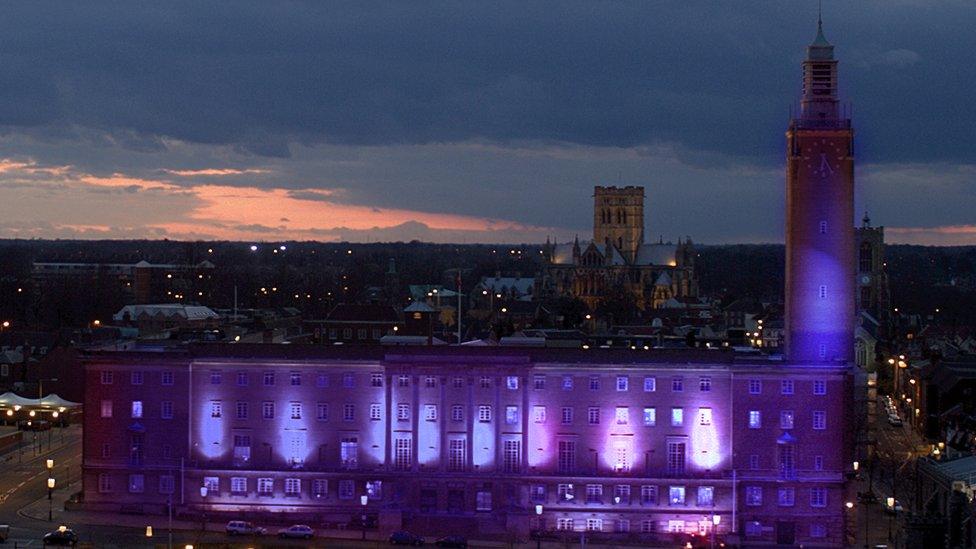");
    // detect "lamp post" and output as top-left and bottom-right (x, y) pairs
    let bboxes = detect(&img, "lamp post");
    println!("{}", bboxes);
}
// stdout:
(886, 496), (894, 541)
(146, 525), (153, 539)
(199, 486), (208, 533)
(47, 477), (56, 520)
(360, 495), (368, 541)
(534, 504), (543, 549)
(711, 514), (721, 549)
